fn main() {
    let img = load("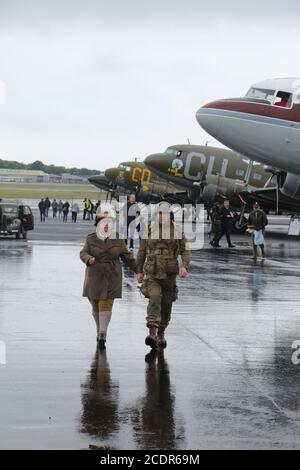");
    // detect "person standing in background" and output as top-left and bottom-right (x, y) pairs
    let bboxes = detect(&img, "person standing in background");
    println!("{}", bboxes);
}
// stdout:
(44, 197), (51, 218)
(58, 200), (63, 219)
(89, 200), (94, 221)
(62, 201), (70, 222)
(209, 203), (222, 248)
(126, 193), (138, 251)
(71, 202), (80, 223)
(52, 199), (58, 218)
(83, 198), (91, 220)
(247, 202), (268, 260)
(214, 199), (235, 248)
(38, 198), (46, 222)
